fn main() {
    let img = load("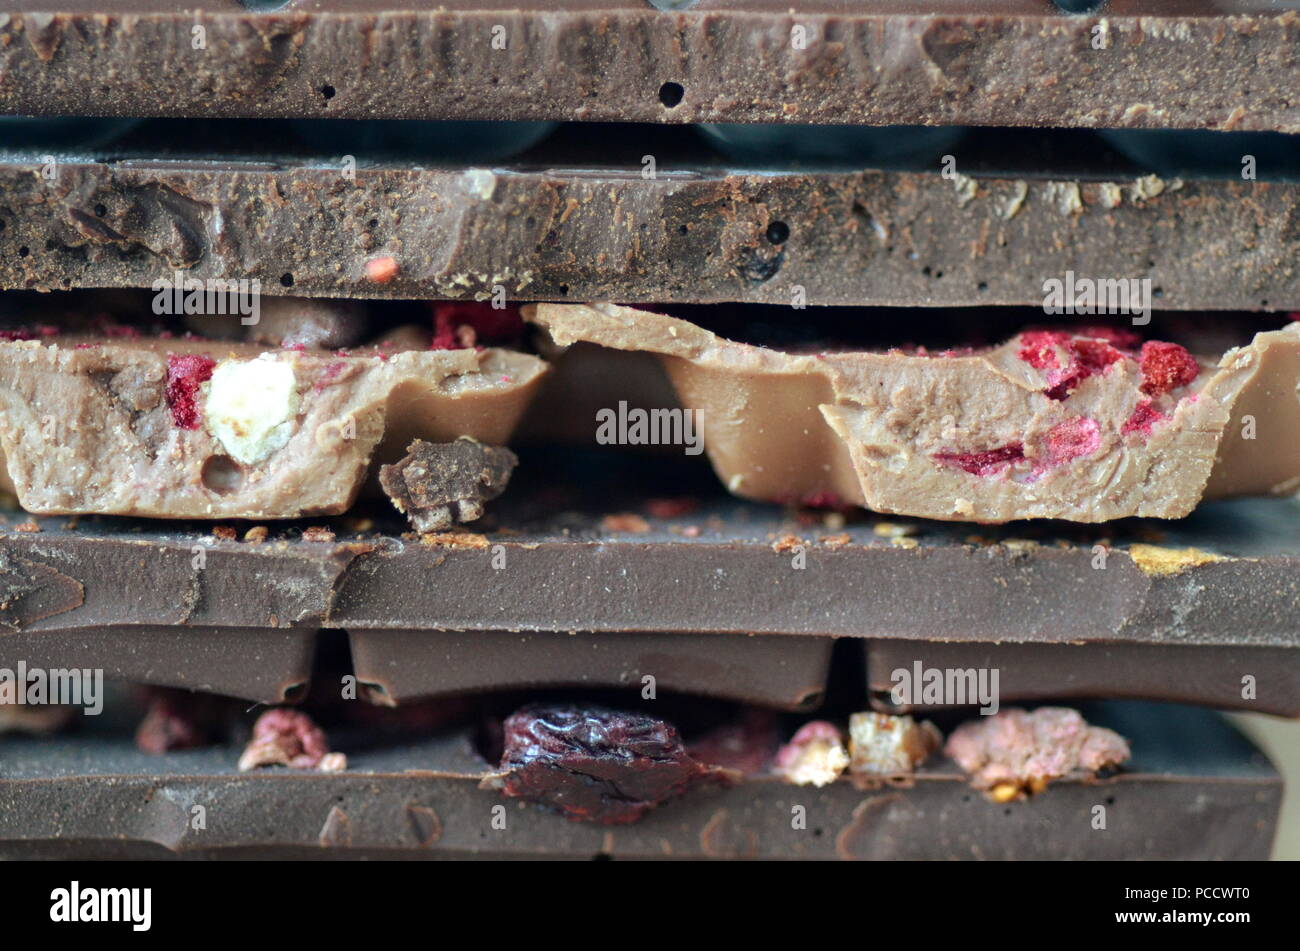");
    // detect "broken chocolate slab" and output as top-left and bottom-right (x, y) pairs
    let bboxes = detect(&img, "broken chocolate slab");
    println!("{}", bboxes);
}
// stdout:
(348, 628), (832, 711)
(0, 334), (547, 518)
(866, 641), (1300, 717)
(484, 703), (731, 824)
(945, 707), (1131, 800)
(527, 305), (1300, 522)
(0, 703), (1279, 859)
(7, 155), (1300, 310)
(2, 3), (1297, 133)
(379, 438), (517, 533)
(847, 712), (941, 778)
